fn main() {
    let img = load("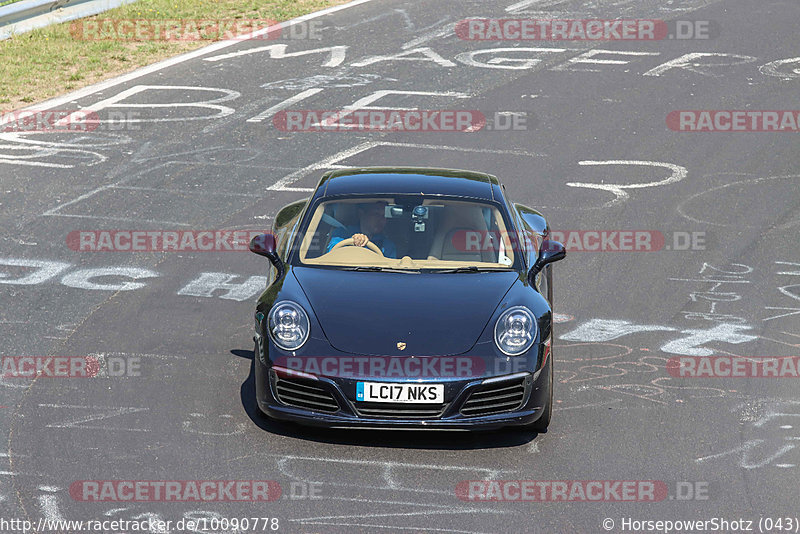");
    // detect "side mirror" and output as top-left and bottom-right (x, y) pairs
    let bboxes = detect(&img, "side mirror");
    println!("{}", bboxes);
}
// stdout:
(529, 240), (565, 278)
(249, 232), (277, 258)
(250, 233), (284, 277)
